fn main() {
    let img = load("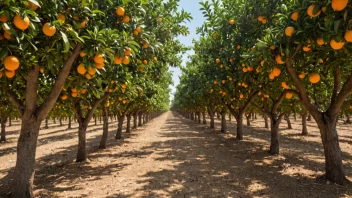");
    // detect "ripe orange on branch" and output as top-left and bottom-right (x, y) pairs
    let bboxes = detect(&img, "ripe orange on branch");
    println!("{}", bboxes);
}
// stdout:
(116, 7), (125, 16)
(309, 73), (320, 84)
(285, 26), (295, 37)
(330, 39), (345, 50)
(307, 5), (321, 17)
(42, 23), (56, 37)
(4, 56), (20, 71)
(14, 14), (30, 30)
(331, 0), (348, 11)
